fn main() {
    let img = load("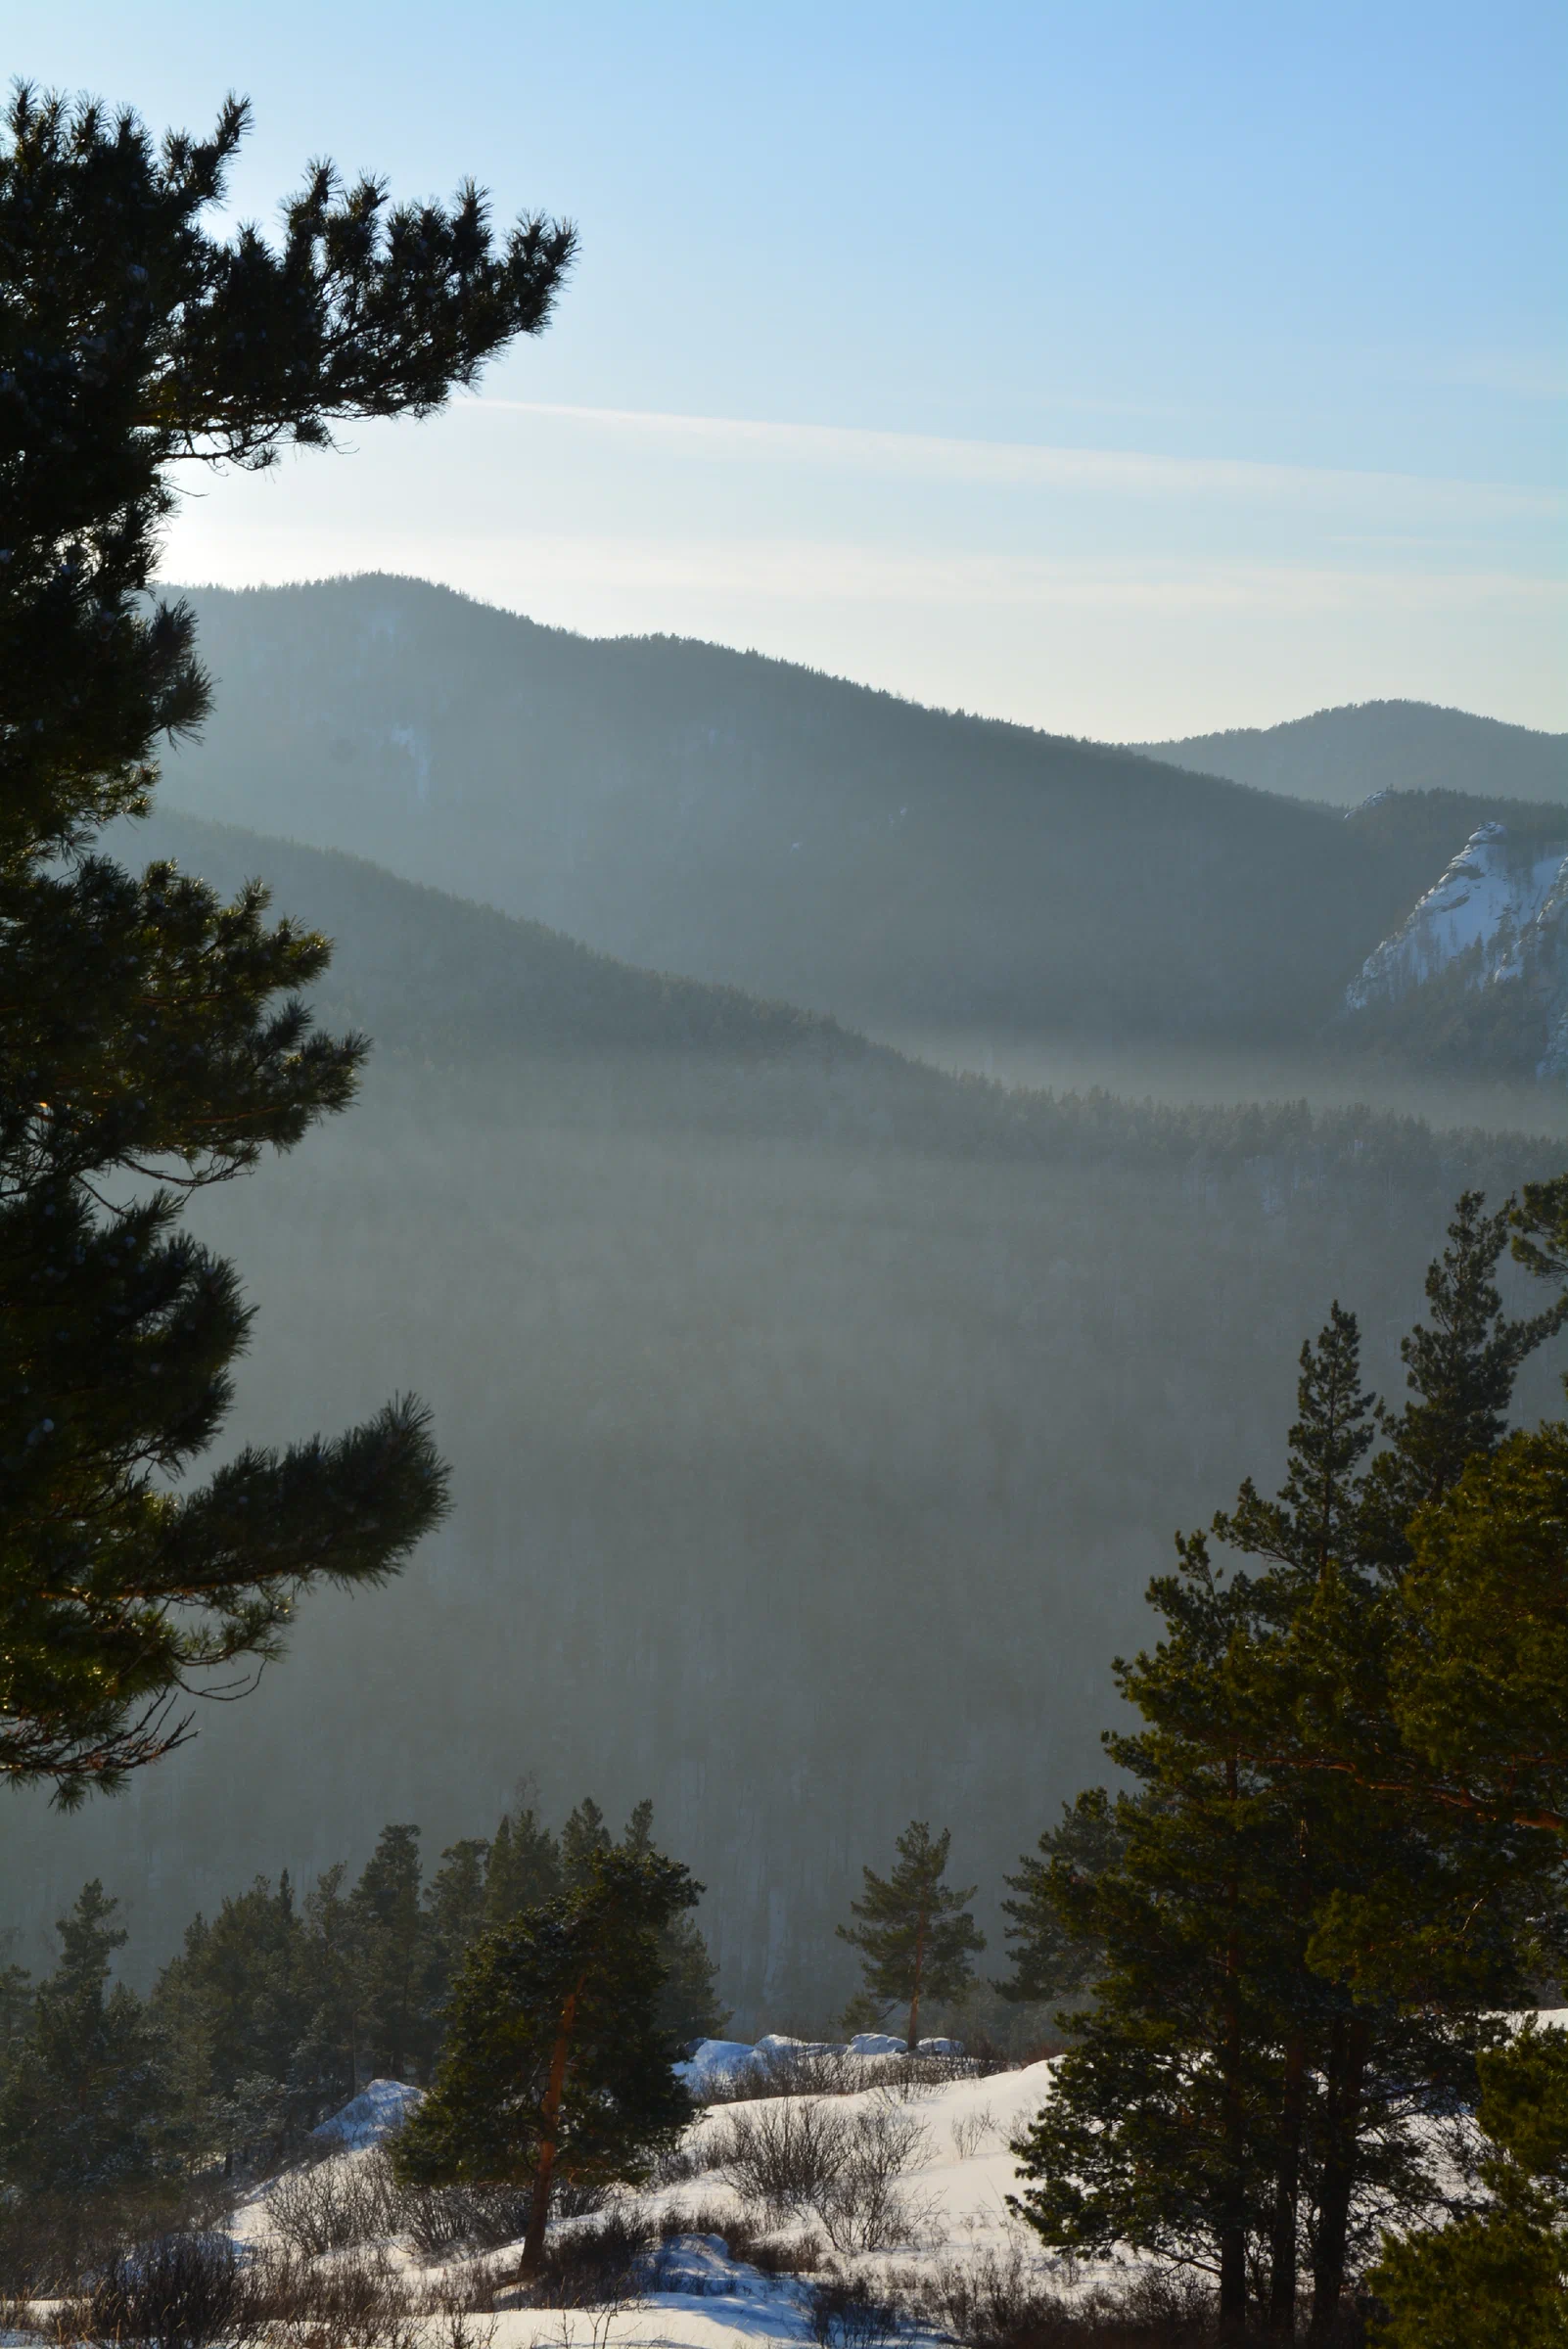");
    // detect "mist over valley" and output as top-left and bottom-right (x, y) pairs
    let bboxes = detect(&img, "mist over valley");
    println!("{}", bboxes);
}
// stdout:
(9, 612), (1566, 2019)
